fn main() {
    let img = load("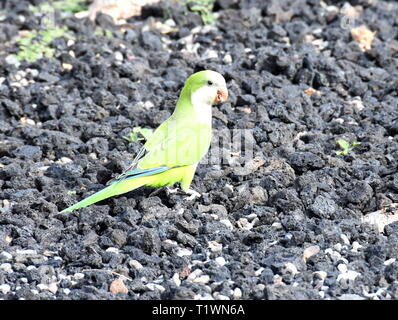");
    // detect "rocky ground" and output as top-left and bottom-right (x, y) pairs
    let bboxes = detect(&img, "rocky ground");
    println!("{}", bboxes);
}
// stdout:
(1, 0), (398, 300)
